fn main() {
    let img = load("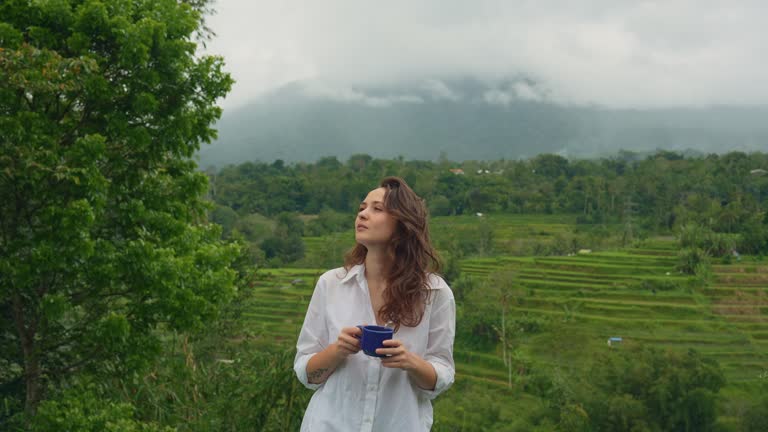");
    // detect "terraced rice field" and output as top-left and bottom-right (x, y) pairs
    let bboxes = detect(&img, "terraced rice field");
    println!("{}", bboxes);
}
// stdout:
(244, 229), (768, 413)
(459, 240), (768, 386)
(302, 214), (579, 261)
(301, 233), (353, 262)
(242, 268), (321, 344)
(430, 213), (579, 253)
